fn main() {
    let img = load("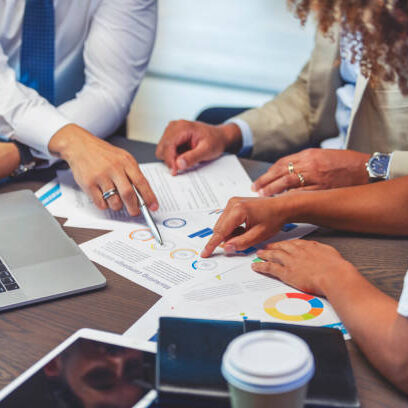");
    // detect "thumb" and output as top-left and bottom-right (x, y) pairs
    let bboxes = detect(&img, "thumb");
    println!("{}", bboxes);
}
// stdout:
(225, 224), (270, 252)
(176, 141), (213, 171)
